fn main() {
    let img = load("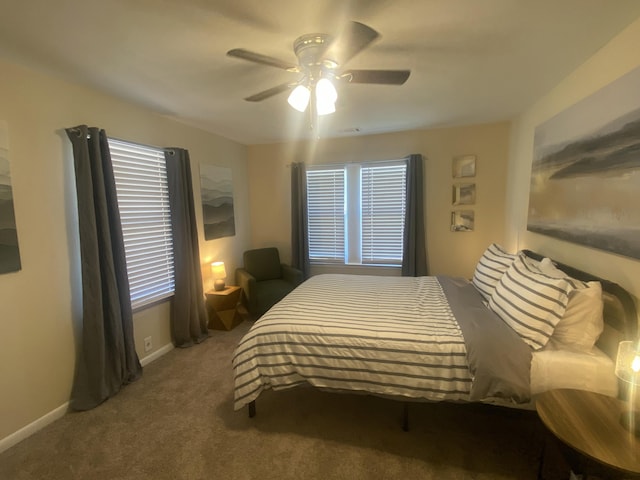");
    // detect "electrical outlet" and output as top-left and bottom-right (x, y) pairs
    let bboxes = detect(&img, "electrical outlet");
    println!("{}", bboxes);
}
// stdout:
(144, 336), (153, 352)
